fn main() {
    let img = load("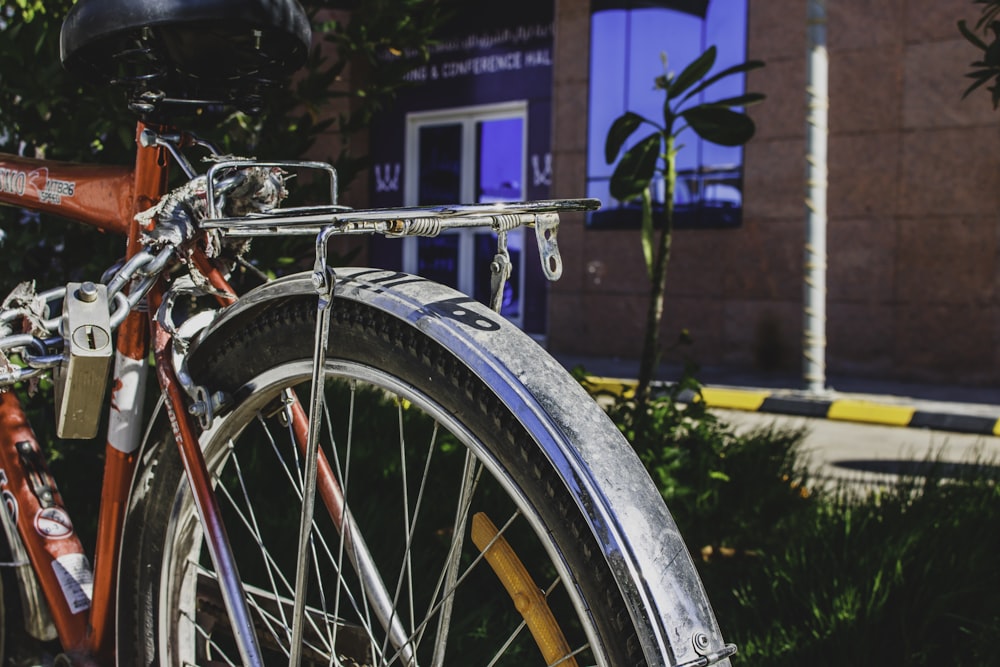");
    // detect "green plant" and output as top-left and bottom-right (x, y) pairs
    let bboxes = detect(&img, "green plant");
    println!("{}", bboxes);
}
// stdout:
(603, 47), (764, 406)
(723, 469), (1000, 666)
(602, 363), (812, 556)
(0, 0), (450, 547)
(0, 0), (451, 290)
(960, 0), (1000, 107)
(589, 362), (1000, 664)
